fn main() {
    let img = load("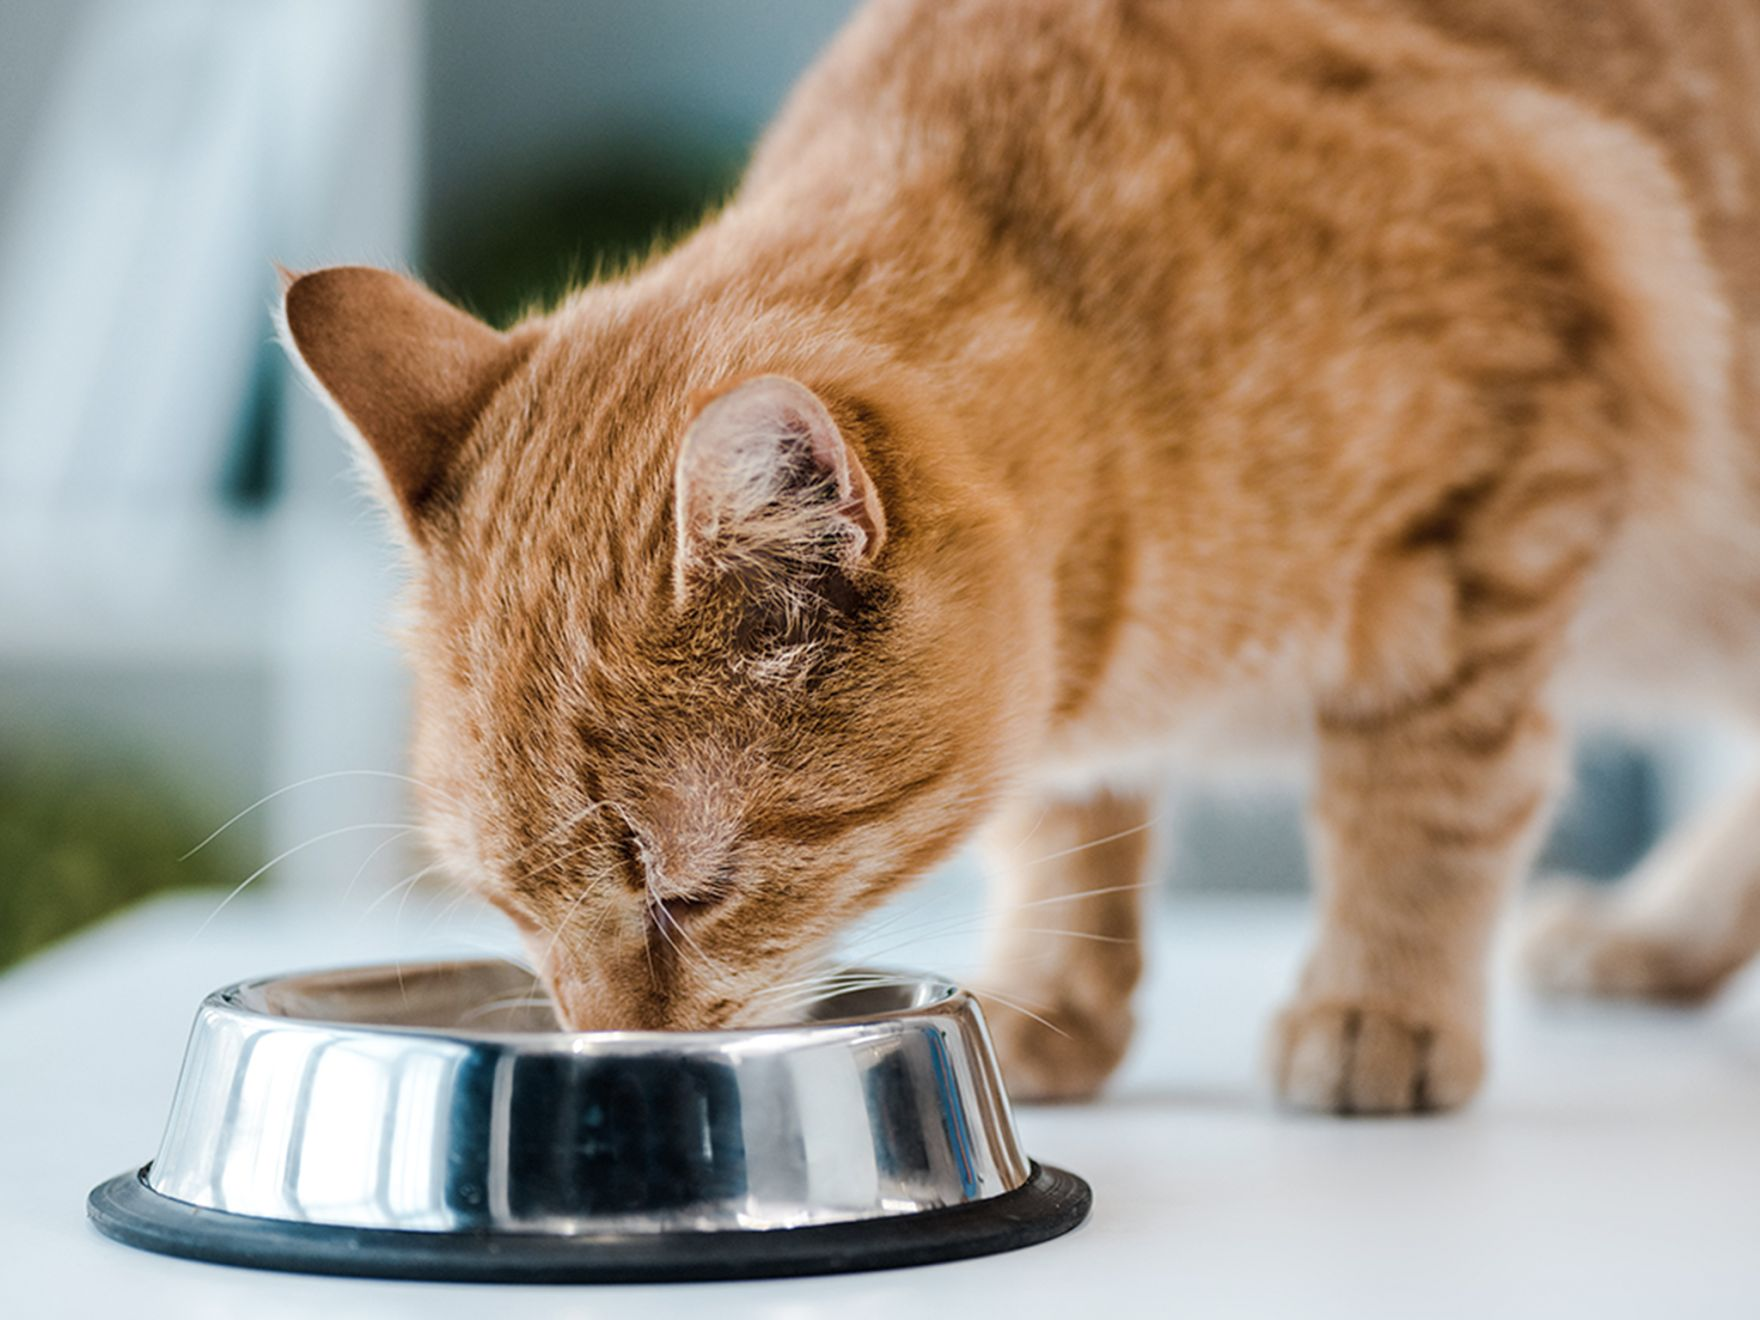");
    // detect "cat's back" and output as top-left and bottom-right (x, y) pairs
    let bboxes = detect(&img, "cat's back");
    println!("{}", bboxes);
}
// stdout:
(769, 0), (1760, 222)
(743, 0), (1754, 471)
(752, 0), (1760, 318)
(748, 0), (1751, 289)
(1366, 0), (1760, 322)
(745, 0), (1732, 390)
